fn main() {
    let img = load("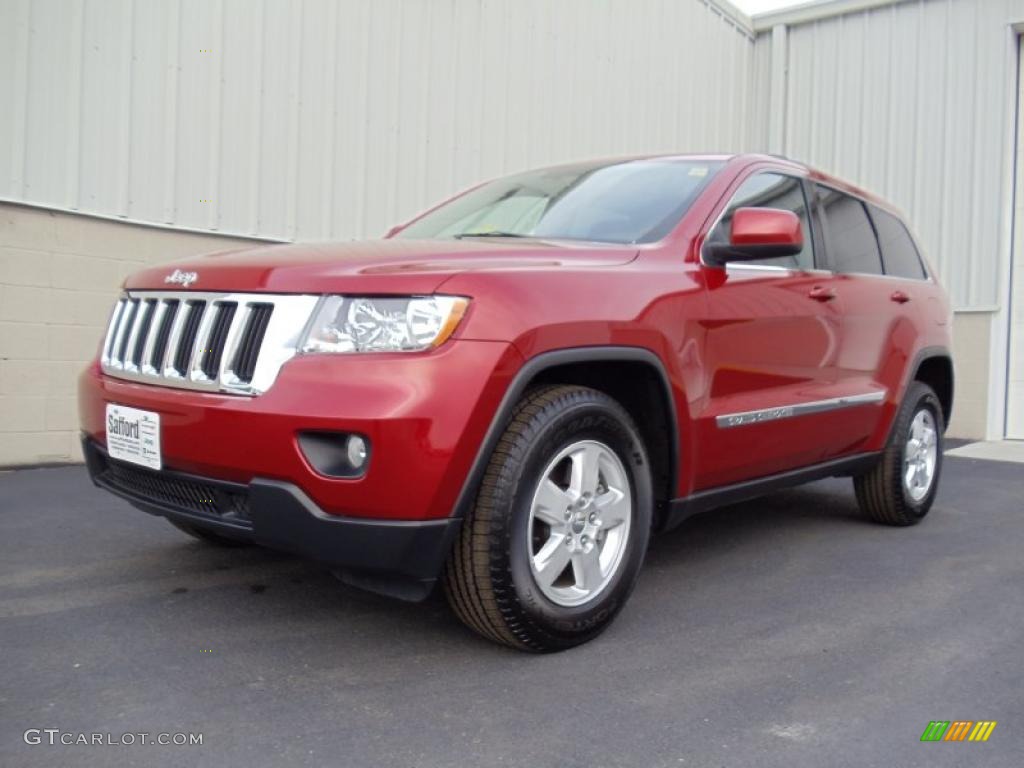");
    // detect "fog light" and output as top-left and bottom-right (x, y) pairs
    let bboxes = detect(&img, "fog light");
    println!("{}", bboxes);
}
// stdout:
(297, 431), (371, 478)
(346, 435), (368, 469)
